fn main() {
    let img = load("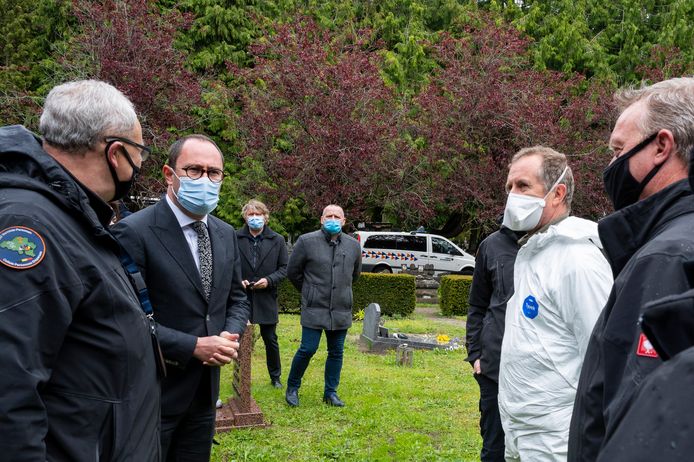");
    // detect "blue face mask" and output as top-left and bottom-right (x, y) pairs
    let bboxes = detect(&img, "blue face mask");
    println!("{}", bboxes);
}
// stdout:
(247, 216), (264, 230)
(323, 219), (342, 235)
(173, 172), (221, 216)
